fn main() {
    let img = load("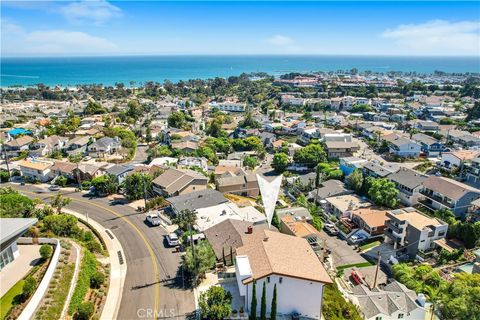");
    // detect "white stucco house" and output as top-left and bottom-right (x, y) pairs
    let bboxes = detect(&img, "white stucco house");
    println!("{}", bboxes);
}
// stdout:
(18, 158), (54, 182)
(235, 229), (332, 319)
